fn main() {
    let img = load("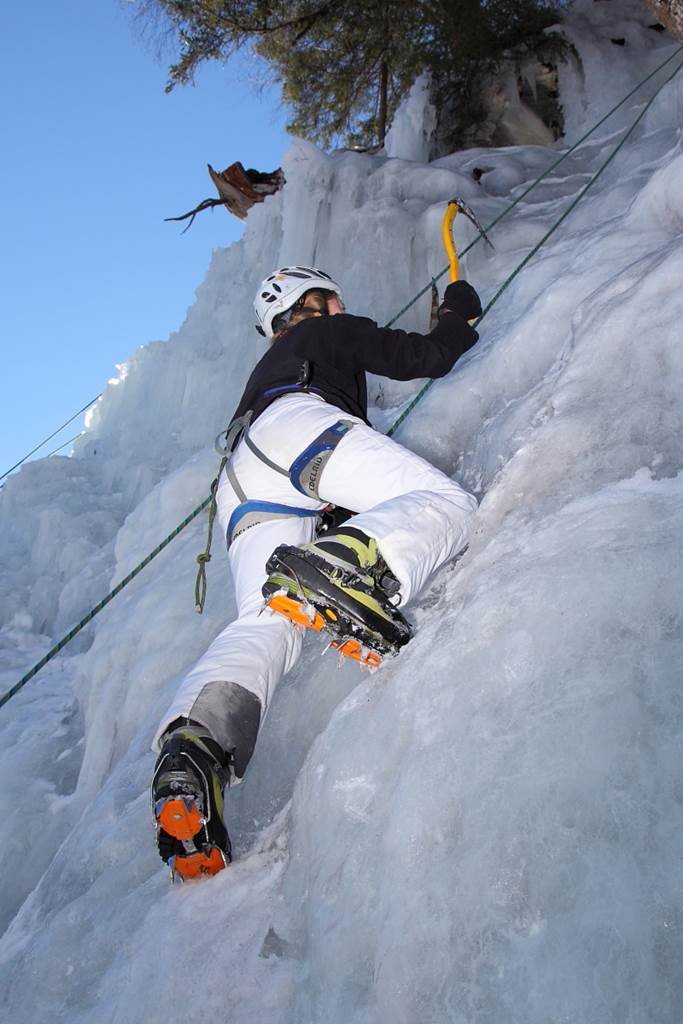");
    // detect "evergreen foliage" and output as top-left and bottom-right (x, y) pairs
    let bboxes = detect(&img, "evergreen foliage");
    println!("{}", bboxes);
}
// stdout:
(140, 0), (569, 147)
